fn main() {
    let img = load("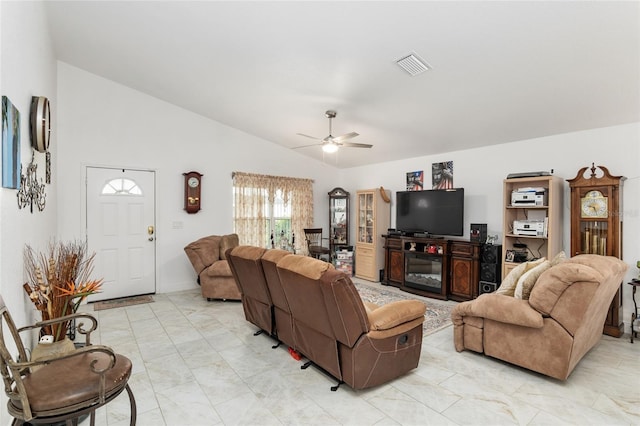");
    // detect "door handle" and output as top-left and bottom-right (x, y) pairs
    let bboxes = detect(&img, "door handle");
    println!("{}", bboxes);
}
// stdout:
(148, 225), (154, 235)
